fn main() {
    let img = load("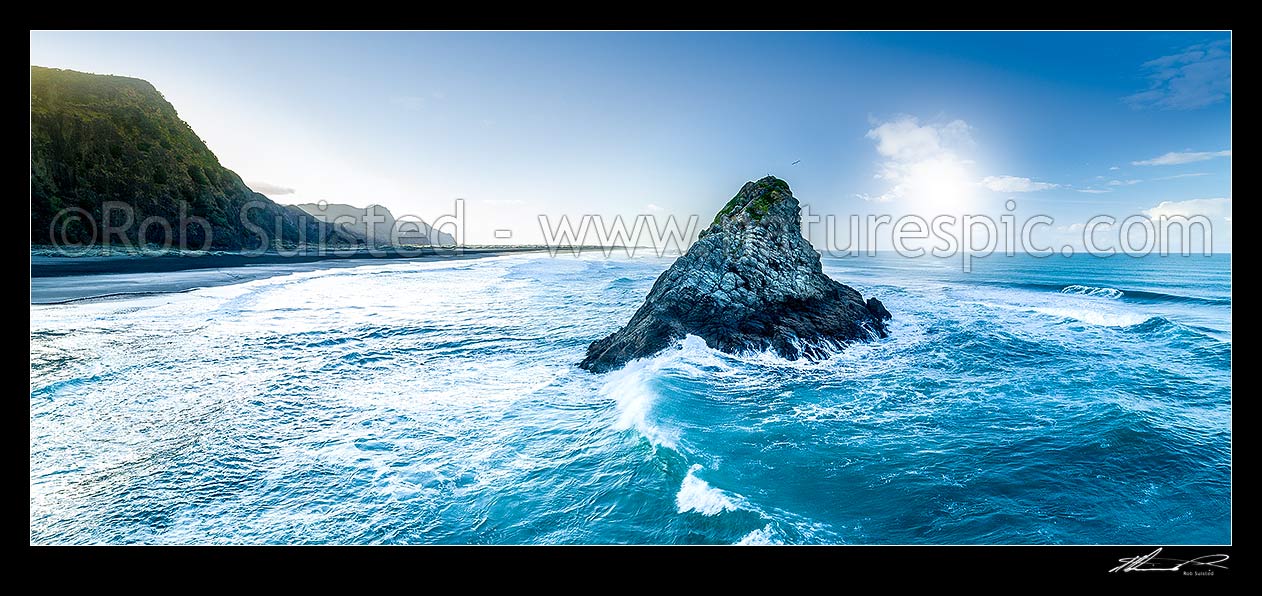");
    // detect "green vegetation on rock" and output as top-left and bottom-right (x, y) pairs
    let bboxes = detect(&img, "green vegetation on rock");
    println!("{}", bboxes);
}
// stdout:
(30, 66), (341, 249)
(709, 176), (791, 227)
